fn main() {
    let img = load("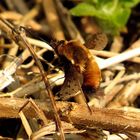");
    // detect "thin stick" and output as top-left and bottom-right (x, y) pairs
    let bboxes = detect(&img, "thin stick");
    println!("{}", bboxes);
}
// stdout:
(101, 72), (140, 87)
(27, 37), (53, 50)
(107, 81), (138, 108)
(19, 111), (33, 138)
(88, 84), (124, 107)
(91, 50), (140, 63)
(43, 0), (65, 40)
(99, 47), (140, 69)
(18, 5), (40, 25)
(54, 0), (84, 43)
(0, 44), (14, 48)
(3, 42), (19, 68)
(28, 98), (49, 125)
(104, 70), (125, 94)
(21, 48), (47, 68)
(30, 122), (85, 140)
(19, 30), (65, 140)
(0, 11), (42, 30)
